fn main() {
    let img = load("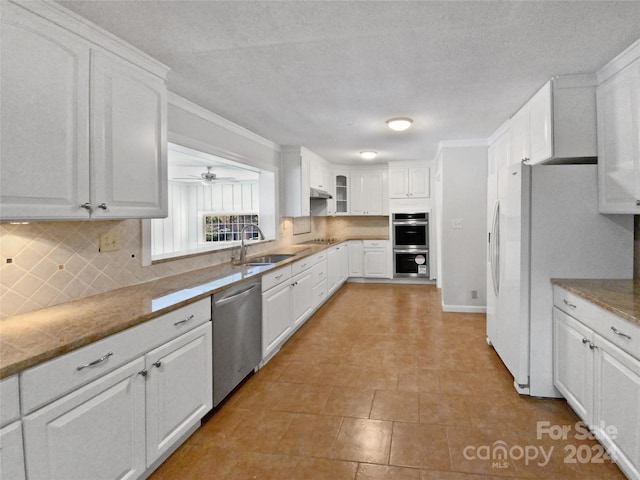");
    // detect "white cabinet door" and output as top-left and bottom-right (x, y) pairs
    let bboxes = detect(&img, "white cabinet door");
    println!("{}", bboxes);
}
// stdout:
(388, 169), (408, 198)
(145, 322), (212, 466)
(291, 270), (314, 328)
(23, 358), (146, 480)
(348, 241), (363, 277)
(408, 167), (430, 198)
(338, 244), (349, 283)
(593, 335), (640, 477)
(597, 59), (640, 214)
(262, 281), (293, 358)
(364, 172), (385, 215)
(528, 81), (553, 164)
(327, 246), (340, 295)
(350, 172), (367, 215)
(310, 161), (327, 190)
(553, 308), (593, 423)
(510, 104), (530, 166)
(90, 50), (168, 219)
(0, 421), (26, 480)
(0, 2), (91, 220)
(363, 249), (387, 278)
(334, 173), (349, 215)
